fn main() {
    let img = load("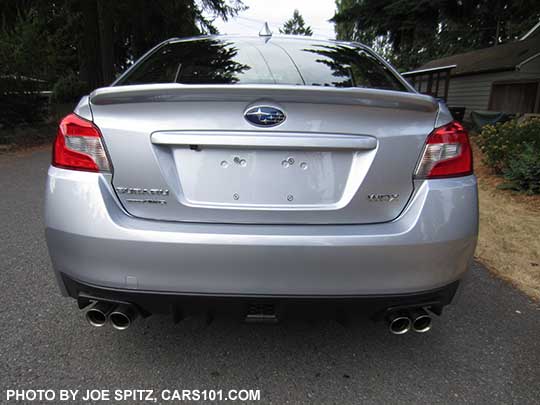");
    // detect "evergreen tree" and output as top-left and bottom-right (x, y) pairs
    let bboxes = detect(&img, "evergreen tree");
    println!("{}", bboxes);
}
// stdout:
(0, 0), (246, 89)
(332, 0), (540, 70)
(280, 9), (313, 36)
